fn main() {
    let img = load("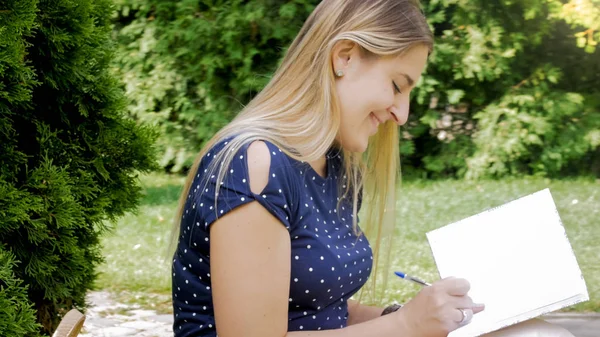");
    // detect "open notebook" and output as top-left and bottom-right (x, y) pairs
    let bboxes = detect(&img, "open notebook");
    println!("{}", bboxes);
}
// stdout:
(426, 189), (589, 337)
